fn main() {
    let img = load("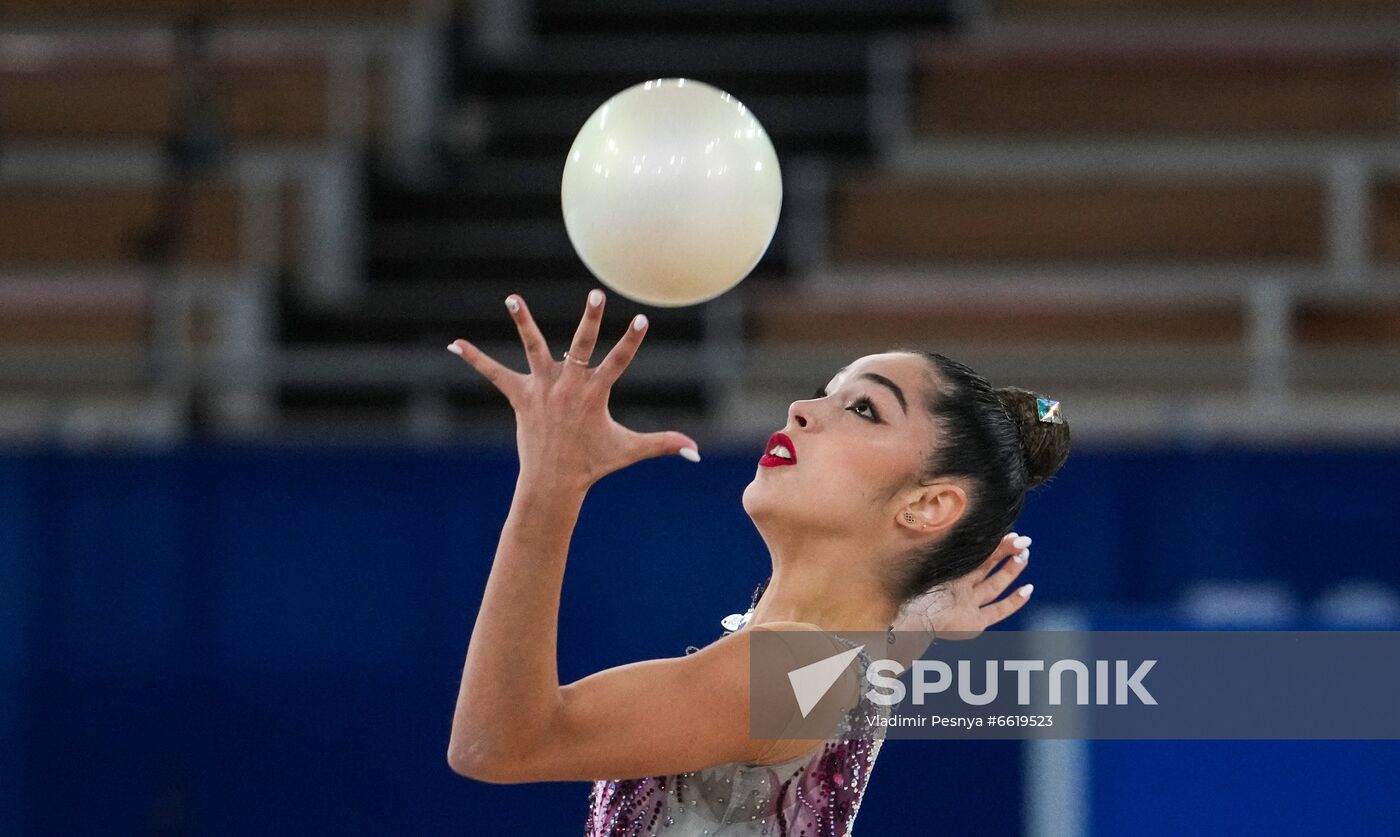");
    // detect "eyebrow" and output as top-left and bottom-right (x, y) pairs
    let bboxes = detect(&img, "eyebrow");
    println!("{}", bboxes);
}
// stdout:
(860, 373), (908, 415)
(829, 365), (909, 415)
